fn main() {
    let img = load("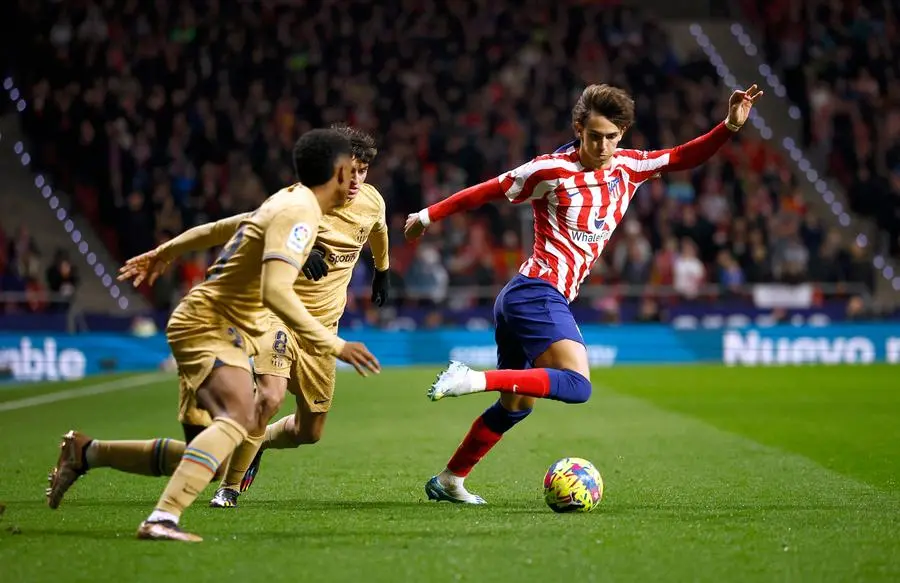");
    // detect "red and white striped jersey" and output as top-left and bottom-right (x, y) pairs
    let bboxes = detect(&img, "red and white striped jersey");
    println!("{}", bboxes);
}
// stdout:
(424, 121), (734, 302)
(499, 147), (674, 301)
